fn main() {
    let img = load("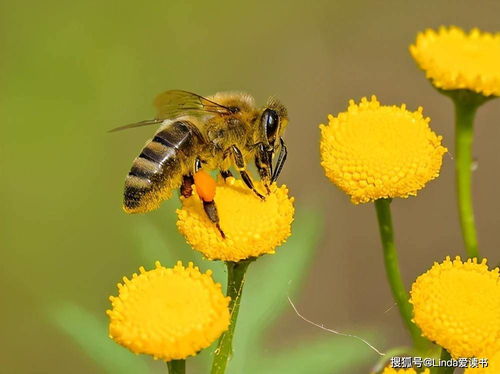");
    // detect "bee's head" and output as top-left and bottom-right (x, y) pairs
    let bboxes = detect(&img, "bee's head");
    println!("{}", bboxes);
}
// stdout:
(261, 97), (288, 150)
